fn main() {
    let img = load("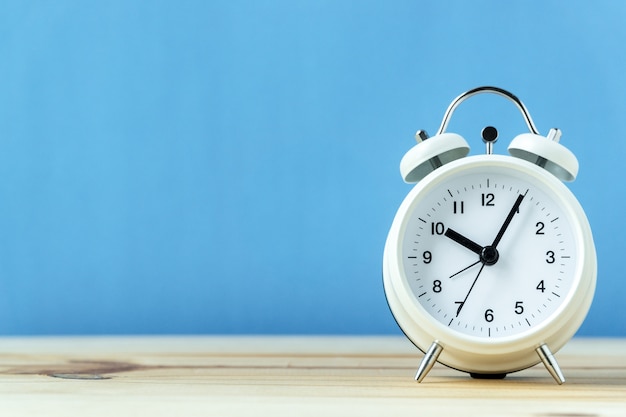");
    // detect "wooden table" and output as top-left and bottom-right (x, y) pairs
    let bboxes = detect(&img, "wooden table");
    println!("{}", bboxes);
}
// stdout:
(0, 336), (624, 416)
